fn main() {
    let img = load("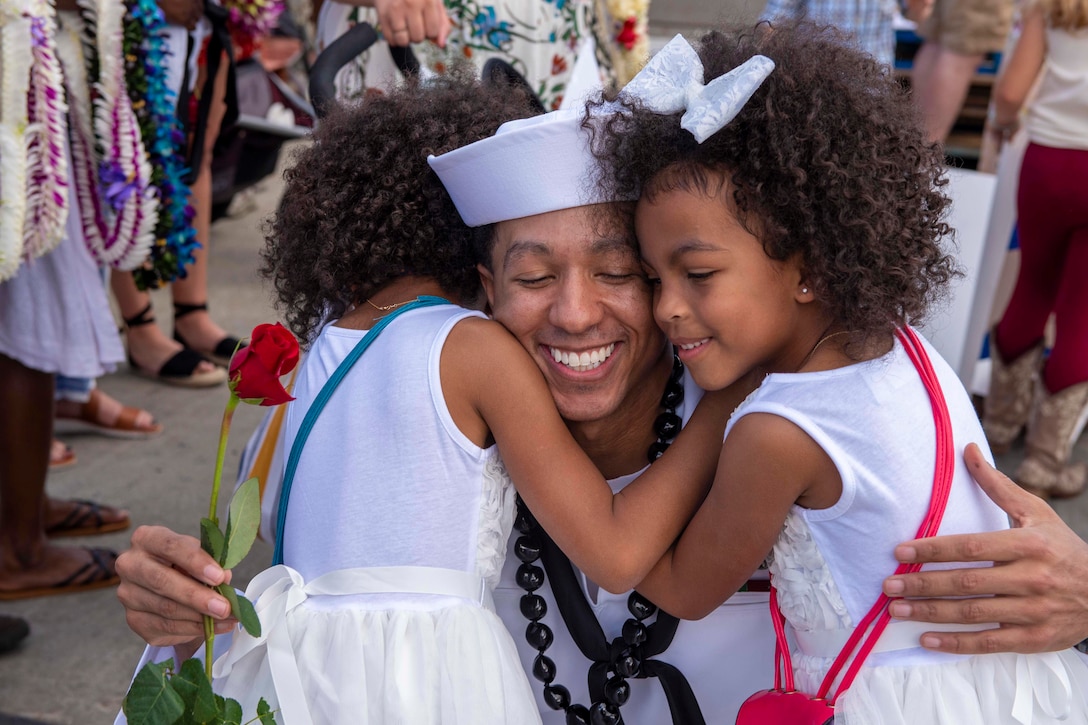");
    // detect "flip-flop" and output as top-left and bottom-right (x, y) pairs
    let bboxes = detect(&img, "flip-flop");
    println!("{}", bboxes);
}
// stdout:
(45, 498), (131, 538)
(54, 390), (164, 439)
(0, 547), (120, 601)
